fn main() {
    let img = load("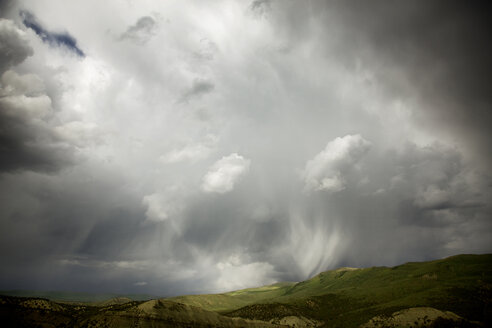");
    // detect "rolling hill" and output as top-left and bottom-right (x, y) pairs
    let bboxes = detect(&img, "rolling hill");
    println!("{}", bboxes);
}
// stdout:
(1, 254), (491, 327)
(170, 254), (492, 327)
